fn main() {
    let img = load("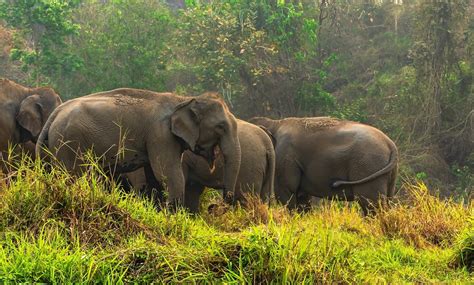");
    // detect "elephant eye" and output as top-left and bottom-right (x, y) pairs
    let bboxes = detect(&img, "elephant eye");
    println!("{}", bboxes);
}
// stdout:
(216, 122), (226, 132)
